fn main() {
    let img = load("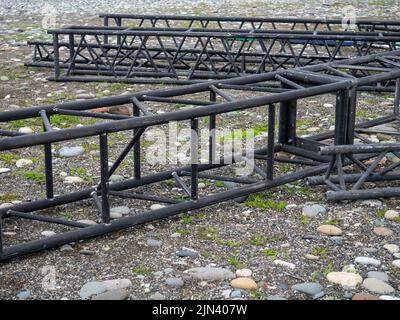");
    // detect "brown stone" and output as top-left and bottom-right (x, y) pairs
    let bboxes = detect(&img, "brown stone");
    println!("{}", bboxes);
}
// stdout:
(109, 106), (132, 116)
(230, 277), (257, 290)
(317, 225), (343, 236)
(373, 227), (394, 237)
(91, 106), (132, 116)
(352, 293), (381, 300)
(91, 107), (108, 113)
